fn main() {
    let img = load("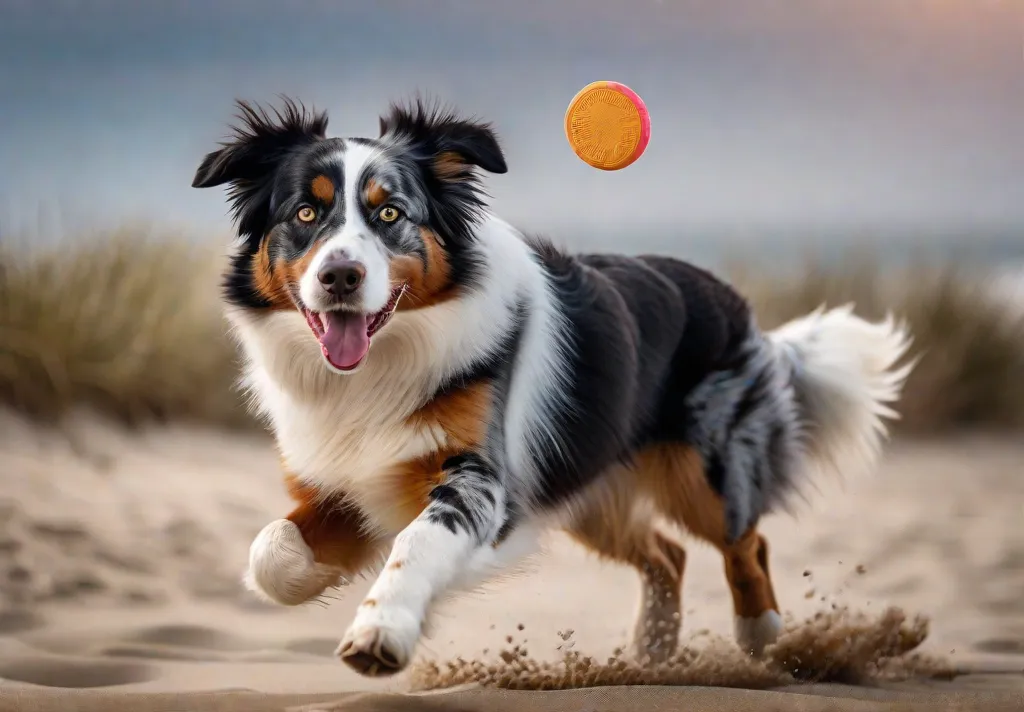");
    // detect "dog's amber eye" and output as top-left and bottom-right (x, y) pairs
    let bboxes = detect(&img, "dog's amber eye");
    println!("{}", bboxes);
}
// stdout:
(296, 206), (317, 223)
(379, 206), (400, 223)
